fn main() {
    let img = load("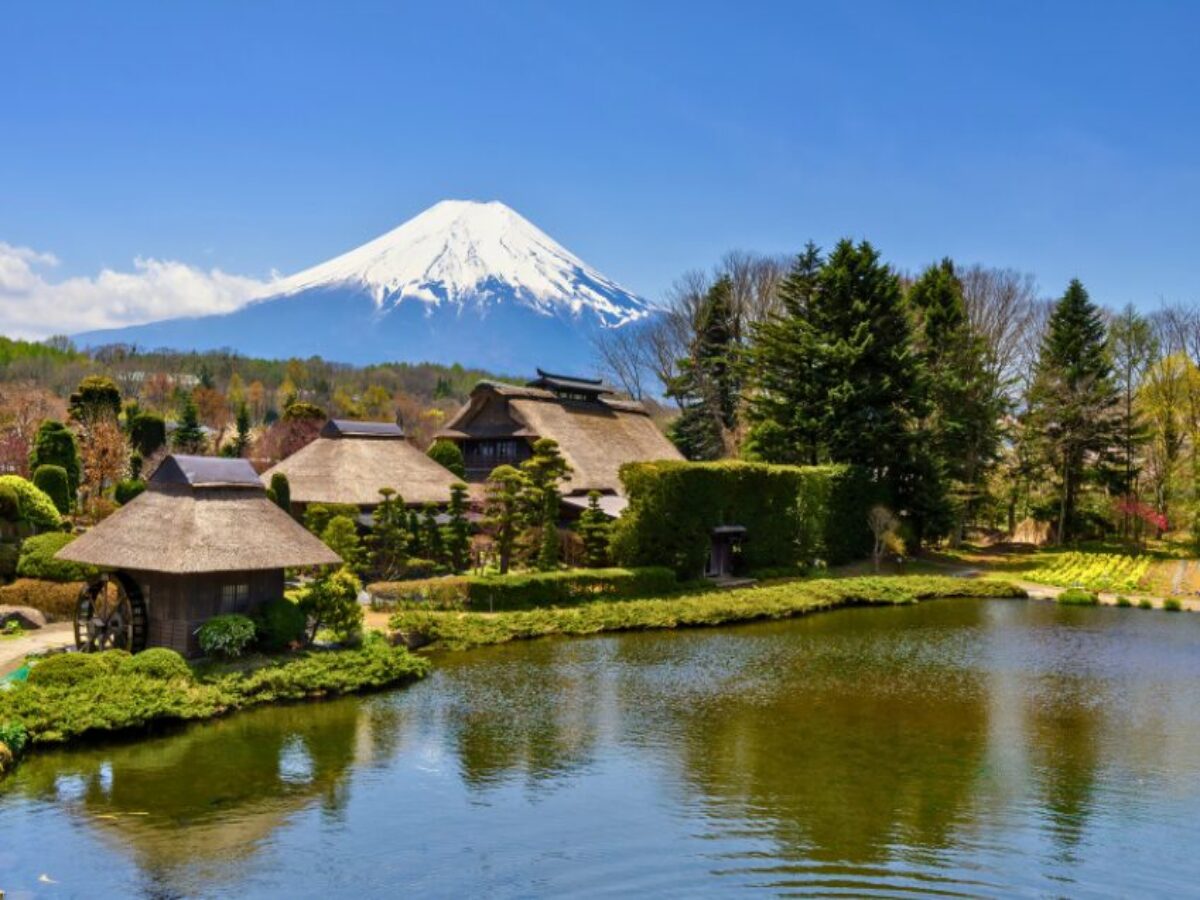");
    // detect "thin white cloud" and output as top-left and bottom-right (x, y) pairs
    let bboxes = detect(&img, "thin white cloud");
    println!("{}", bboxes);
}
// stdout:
(0, 242), (277, 340)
